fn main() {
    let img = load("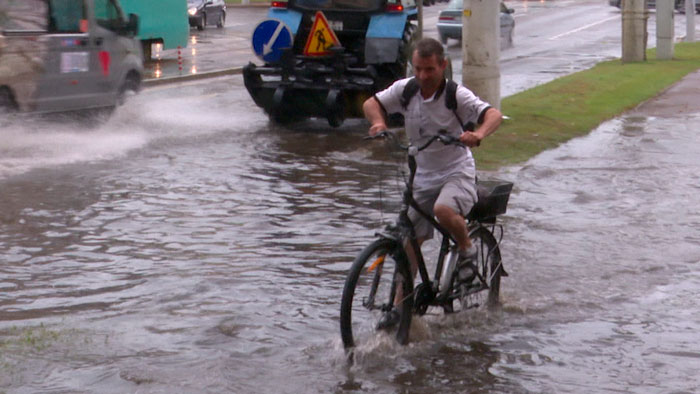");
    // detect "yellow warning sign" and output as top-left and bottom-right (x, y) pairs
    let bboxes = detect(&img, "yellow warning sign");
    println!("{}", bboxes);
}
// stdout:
(303, 11), (341, 56)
